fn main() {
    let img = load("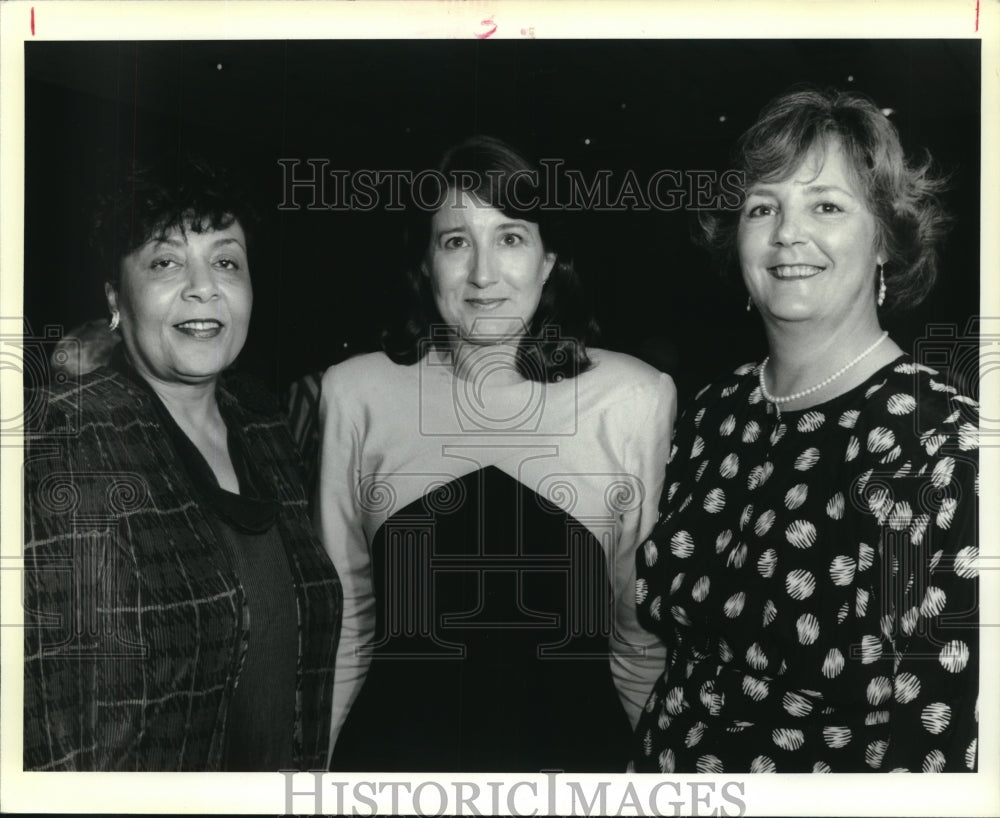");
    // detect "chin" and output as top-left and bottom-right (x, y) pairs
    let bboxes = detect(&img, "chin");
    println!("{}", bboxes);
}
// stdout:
(459, 319), (528, 345)
(762, 299), (819, 323)
(173, 355), (236, 381)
